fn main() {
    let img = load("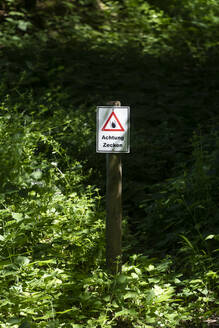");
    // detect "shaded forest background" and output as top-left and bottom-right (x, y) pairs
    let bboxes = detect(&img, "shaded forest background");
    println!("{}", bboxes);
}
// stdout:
(0, 0), (218, 327)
